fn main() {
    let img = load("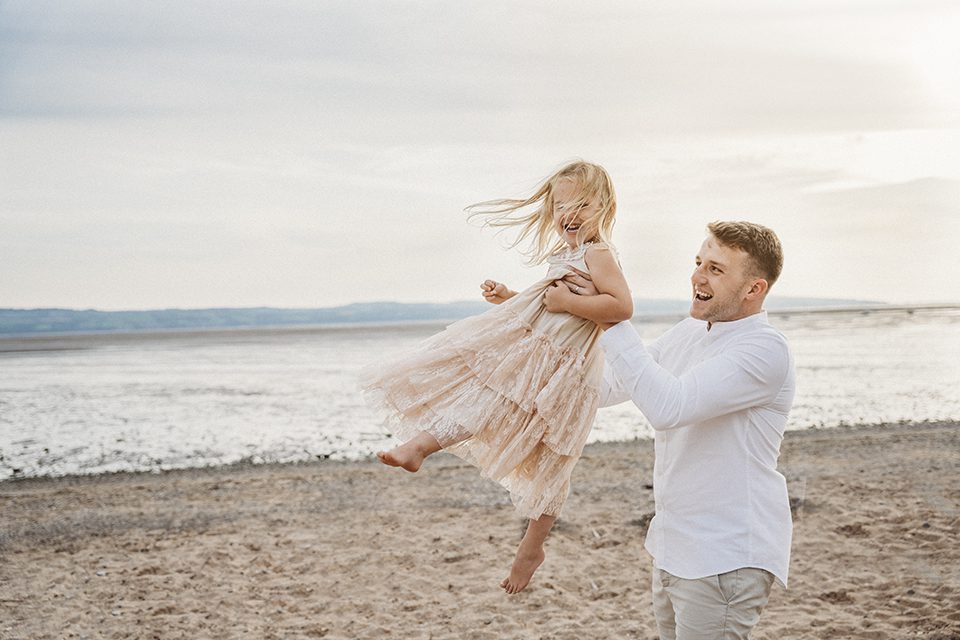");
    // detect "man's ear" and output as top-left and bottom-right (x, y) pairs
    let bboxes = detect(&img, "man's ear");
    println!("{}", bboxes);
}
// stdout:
(746, 279), (768, 299)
